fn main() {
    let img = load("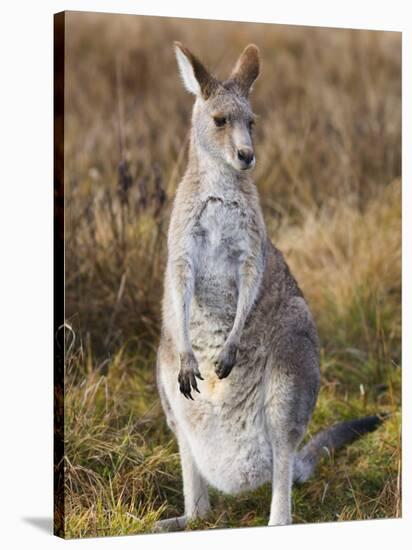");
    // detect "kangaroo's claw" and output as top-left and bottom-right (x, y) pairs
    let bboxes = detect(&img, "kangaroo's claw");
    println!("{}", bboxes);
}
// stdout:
(178, 352), (202, 399)
(215, 342), (238, 380)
